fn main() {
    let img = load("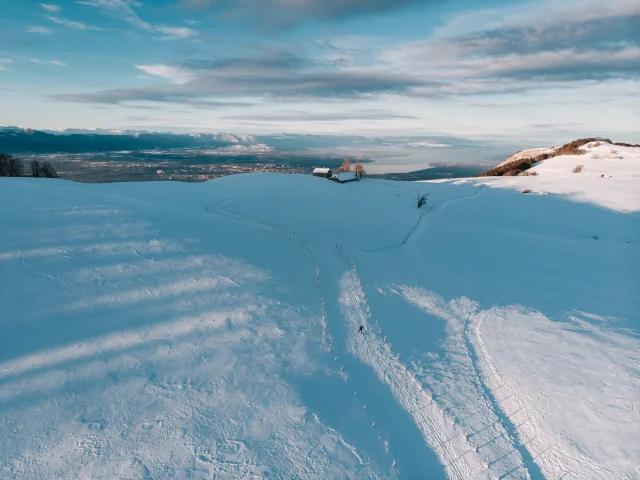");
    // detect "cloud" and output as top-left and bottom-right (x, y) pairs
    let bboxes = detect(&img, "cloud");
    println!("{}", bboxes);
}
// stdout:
(135, 64), (197, 84)
(377, 0), (640, 96)
(52, 46), (426, 106)
(77, 0), (199, 39)
(77, 0), (153, 31)
(221, 109), (418, 121)
(463, 48), (640, 81)
(181, 0), (428, 26)
(47, 15), (102, 30)
(26, 26), (53, 34)
(0, 58), (14, 71)
(431, 12), (640, 58)
(51, 87), (254, 108)
(46, 0), (640, 111)
(28, 58), (69, 67)
(53, 68), (423, 105)
(40, 3), (61, 12)
(155, 26), (198, 40)
(465, 101), (538, 108)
